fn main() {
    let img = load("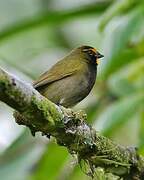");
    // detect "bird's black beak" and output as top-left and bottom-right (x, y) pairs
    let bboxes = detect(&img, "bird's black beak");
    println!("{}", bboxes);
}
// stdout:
(95, 51), (104, 64)
(96, 51), (104, 59)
